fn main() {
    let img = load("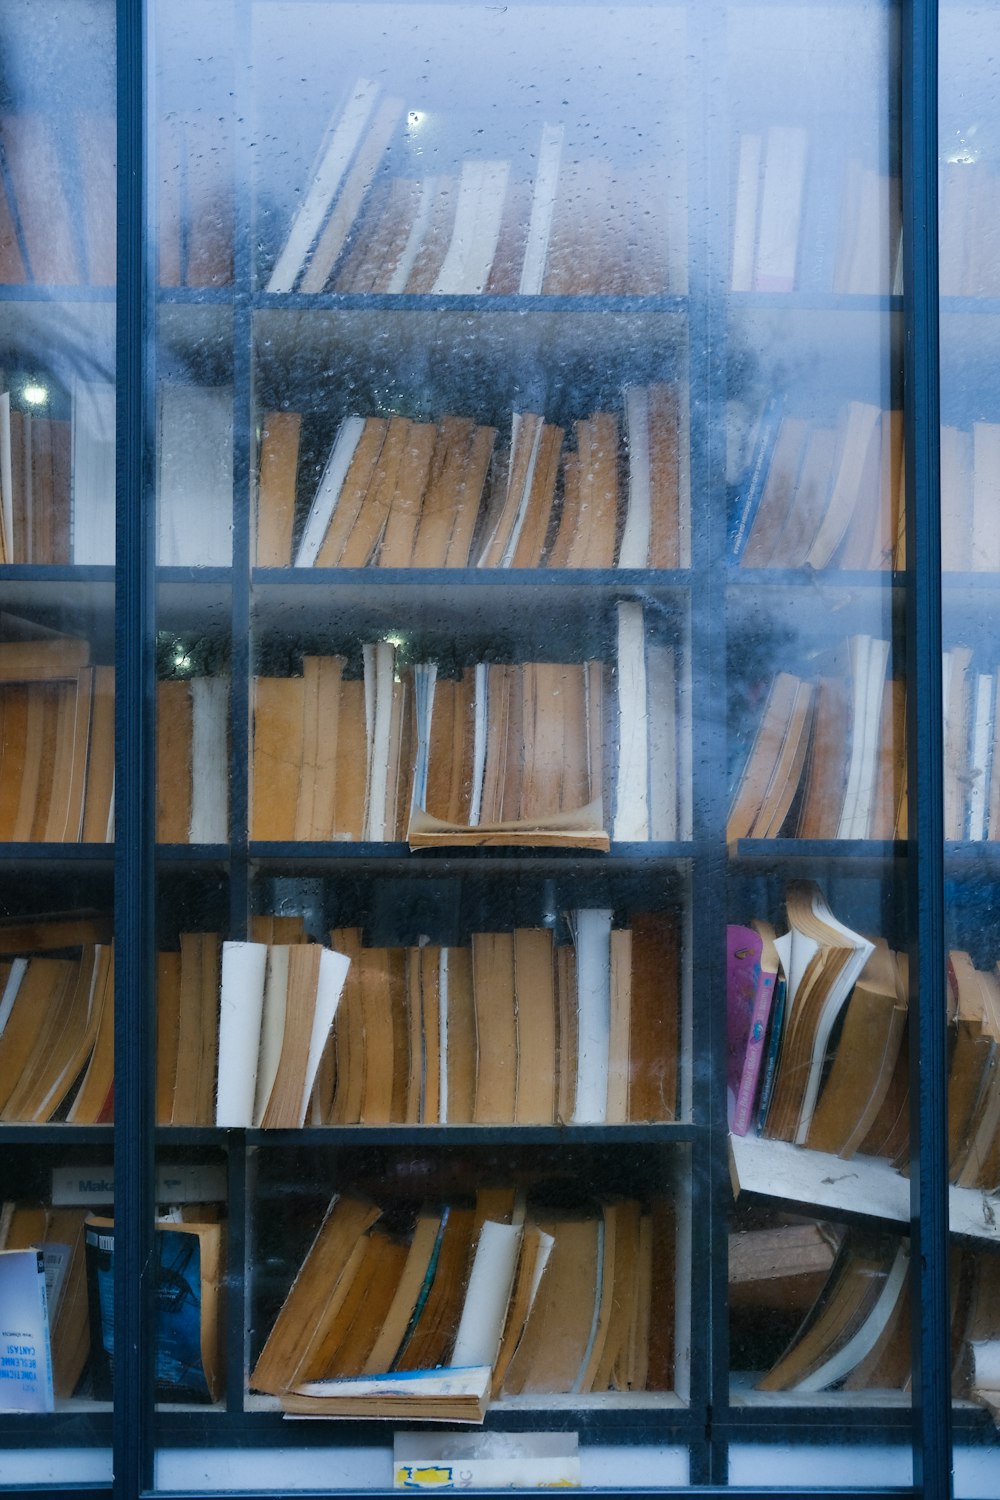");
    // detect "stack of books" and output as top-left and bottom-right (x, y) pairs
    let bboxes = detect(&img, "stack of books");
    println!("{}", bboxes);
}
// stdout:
(256, 389), (688, 572)
(251, 1186), (676, 1421)
(264, 81), (684, 298)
